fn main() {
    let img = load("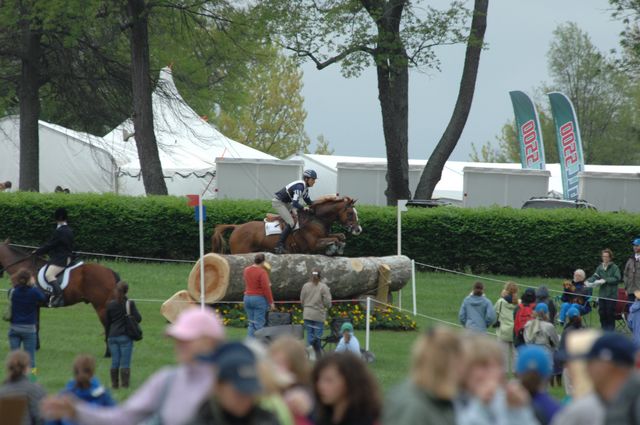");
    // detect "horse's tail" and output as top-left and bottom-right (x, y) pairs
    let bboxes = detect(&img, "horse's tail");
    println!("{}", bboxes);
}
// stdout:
(211, 224), (237, 253)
